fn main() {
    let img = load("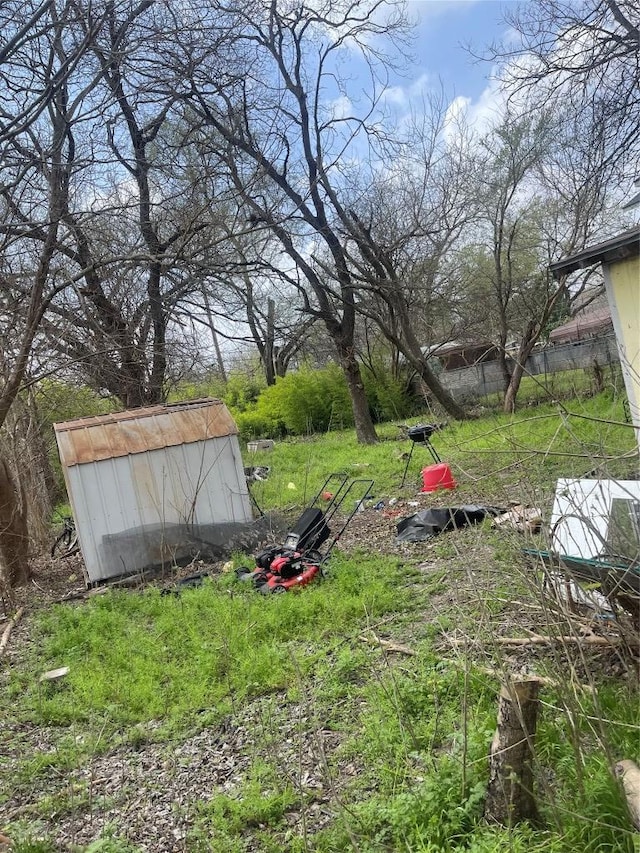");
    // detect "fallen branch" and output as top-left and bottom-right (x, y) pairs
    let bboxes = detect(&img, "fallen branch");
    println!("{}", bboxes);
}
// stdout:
(50, 587), (109, 605)
(441, 659), (595, 693)
(0, 606), (25, 658)
(359, 632), (417, 656)
(449, 632), (619, 648)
